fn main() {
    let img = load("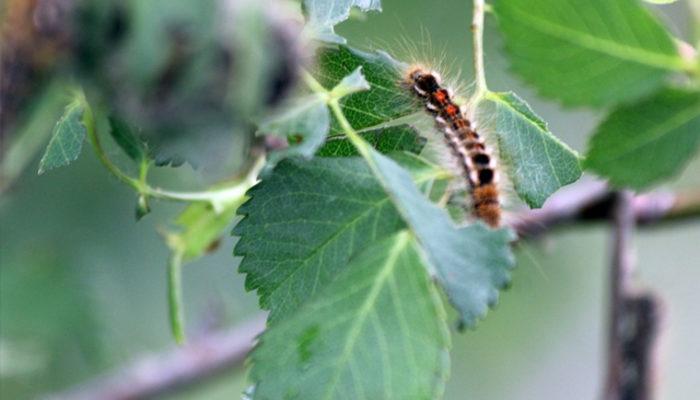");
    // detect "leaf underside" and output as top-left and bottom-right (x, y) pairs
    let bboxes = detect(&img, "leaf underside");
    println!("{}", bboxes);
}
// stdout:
(585, 88), (700, 189)
(483, 92), (582, 208)
(303, 0), (382, 44)
(358, 145), (516, 327)
(173, 201), (241, 261)
(108, 116), (149, 162)
(260, 94), (331, 166)
(38, 101), (87, 174)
